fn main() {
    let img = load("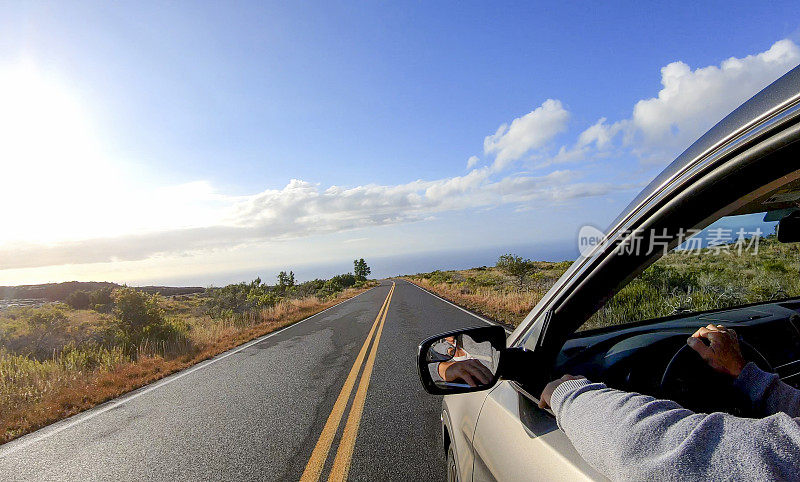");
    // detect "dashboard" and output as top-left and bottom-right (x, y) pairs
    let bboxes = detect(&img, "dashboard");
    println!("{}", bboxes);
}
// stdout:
(555, 299), (800, 411)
